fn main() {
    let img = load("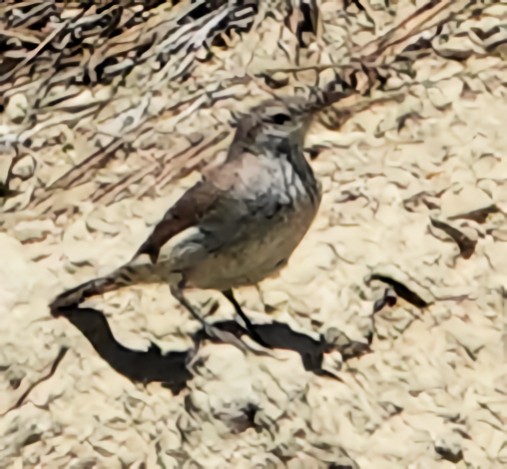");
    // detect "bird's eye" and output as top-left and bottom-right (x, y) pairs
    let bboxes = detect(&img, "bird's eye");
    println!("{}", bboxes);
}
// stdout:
(270, 113), (291, 125)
